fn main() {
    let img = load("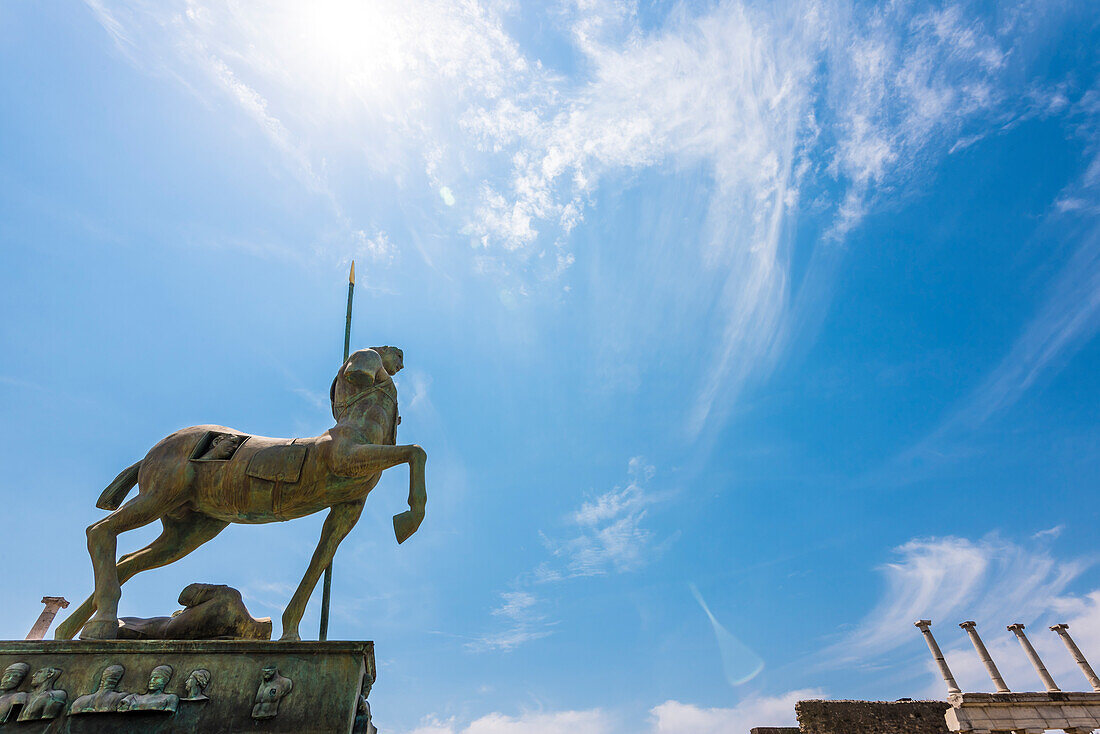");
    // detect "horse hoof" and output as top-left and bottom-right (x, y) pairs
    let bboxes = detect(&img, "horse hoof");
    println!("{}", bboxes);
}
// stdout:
(279, 633), (301, 642)
(80, 619), (120, 640)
